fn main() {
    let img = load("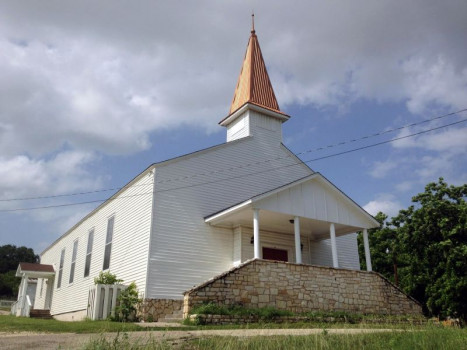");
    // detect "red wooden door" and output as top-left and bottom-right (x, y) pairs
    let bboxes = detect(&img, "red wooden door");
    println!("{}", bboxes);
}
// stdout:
(262, 247), (288, 262)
